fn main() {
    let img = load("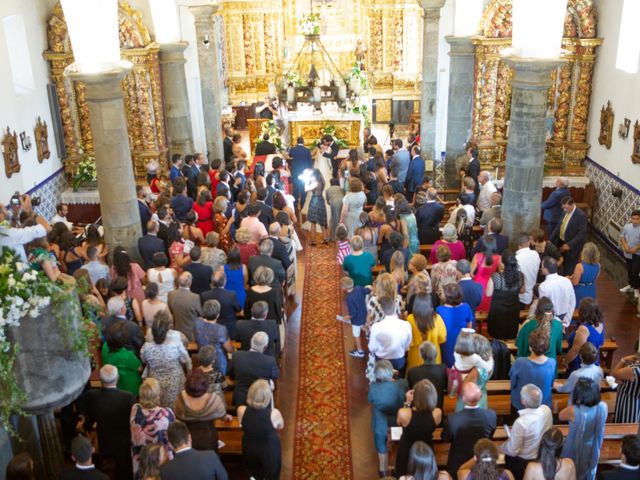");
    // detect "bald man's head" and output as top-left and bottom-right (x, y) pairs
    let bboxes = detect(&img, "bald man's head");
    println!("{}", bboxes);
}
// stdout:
(461, 382), (482, 406)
